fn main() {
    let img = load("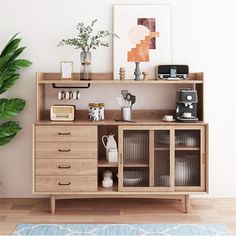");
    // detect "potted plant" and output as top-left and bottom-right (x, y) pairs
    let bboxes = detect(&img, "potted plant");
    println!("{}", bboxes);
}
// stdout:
(58, 19), (118, 80)
(0, 33), (32, 146)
